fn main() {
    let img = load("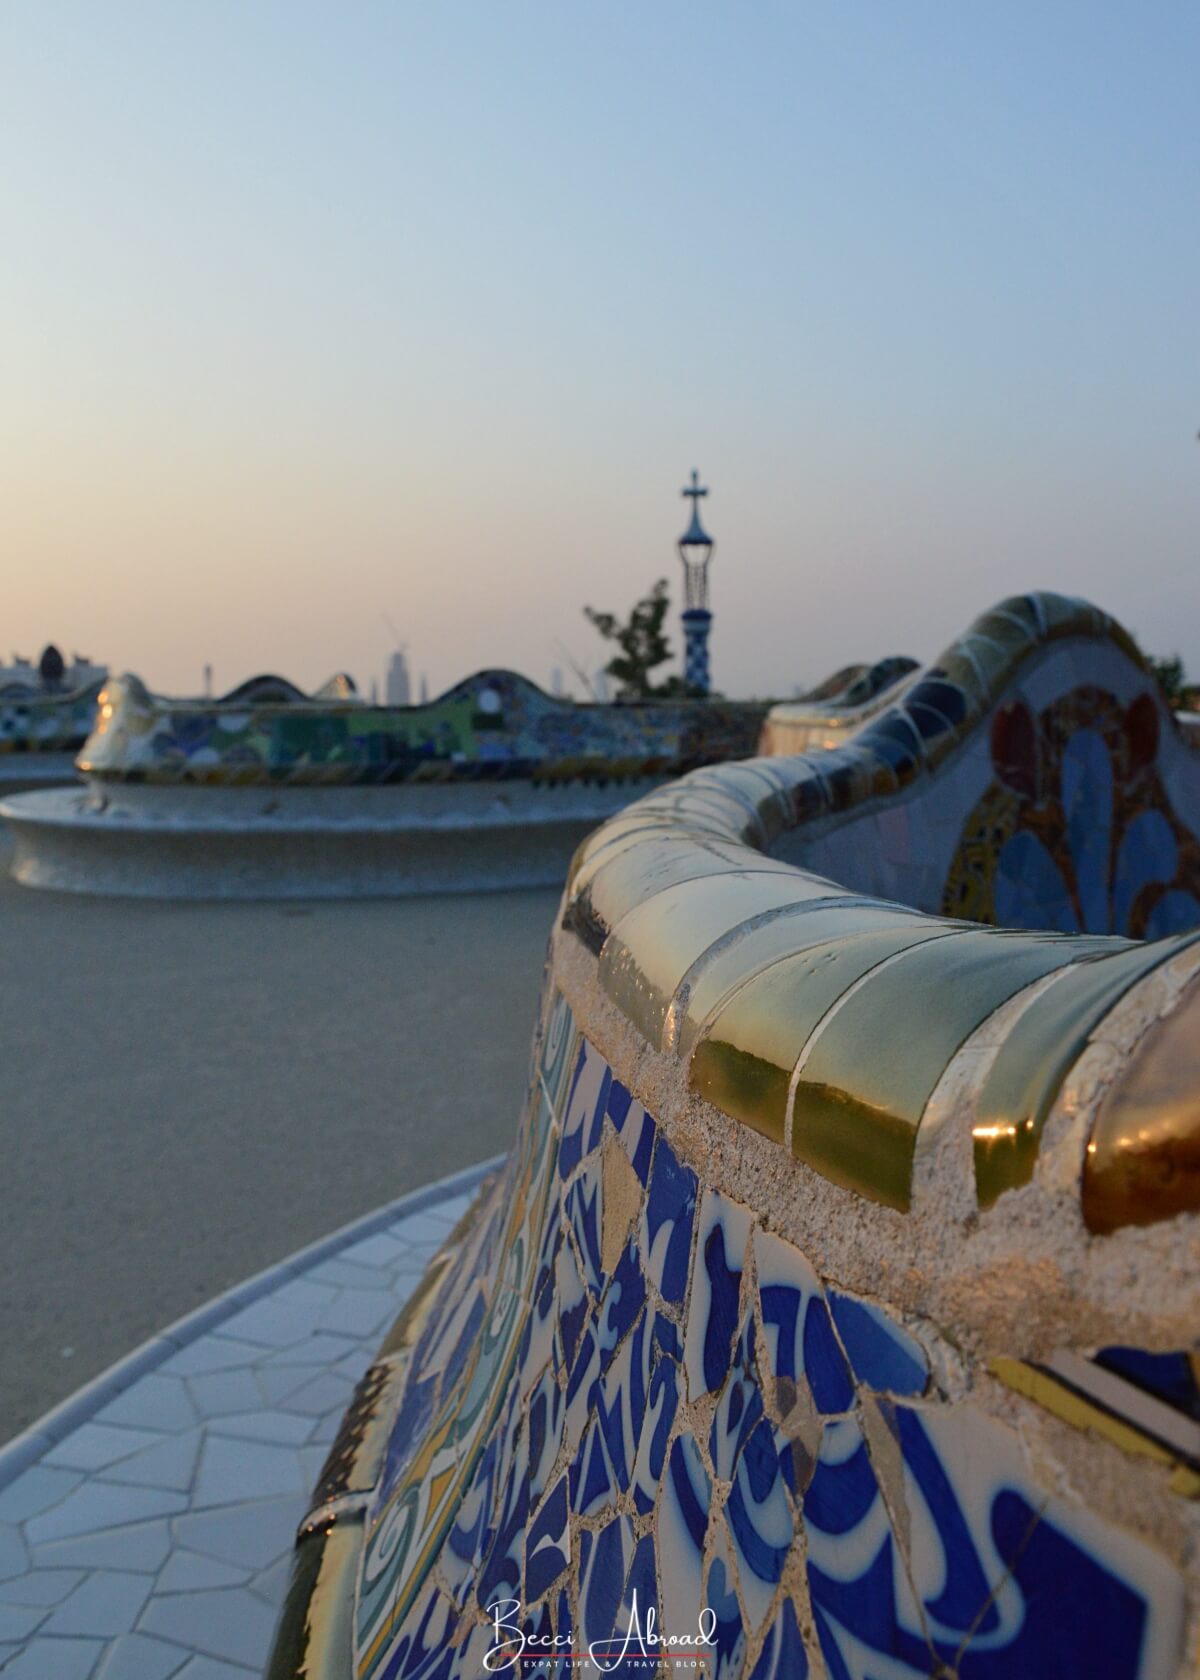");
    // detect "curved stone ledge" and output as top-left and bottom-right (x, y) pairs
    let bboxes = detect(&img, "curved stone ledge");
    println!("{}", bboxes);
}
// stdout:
(560, 591), (1200, 1227)
(759, 654), (919, 754)
(3, 670), (769, 896)
(267, 593), (1200, 1680)
(0, 780), (669, 898)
